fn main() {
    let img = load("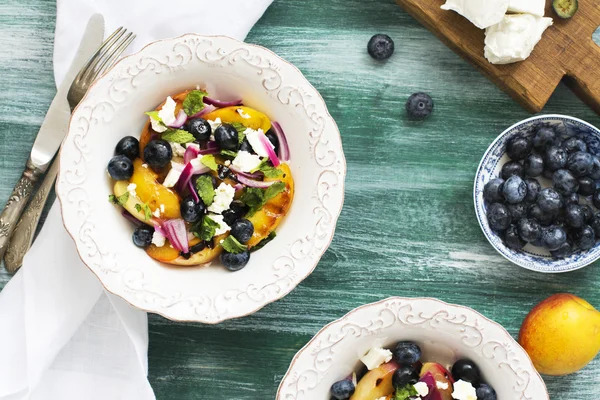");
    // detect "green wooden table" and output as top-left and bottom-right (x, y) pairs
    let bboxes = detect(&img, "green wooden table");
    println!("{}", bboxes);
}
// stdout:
(1, 0), (599, 398)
